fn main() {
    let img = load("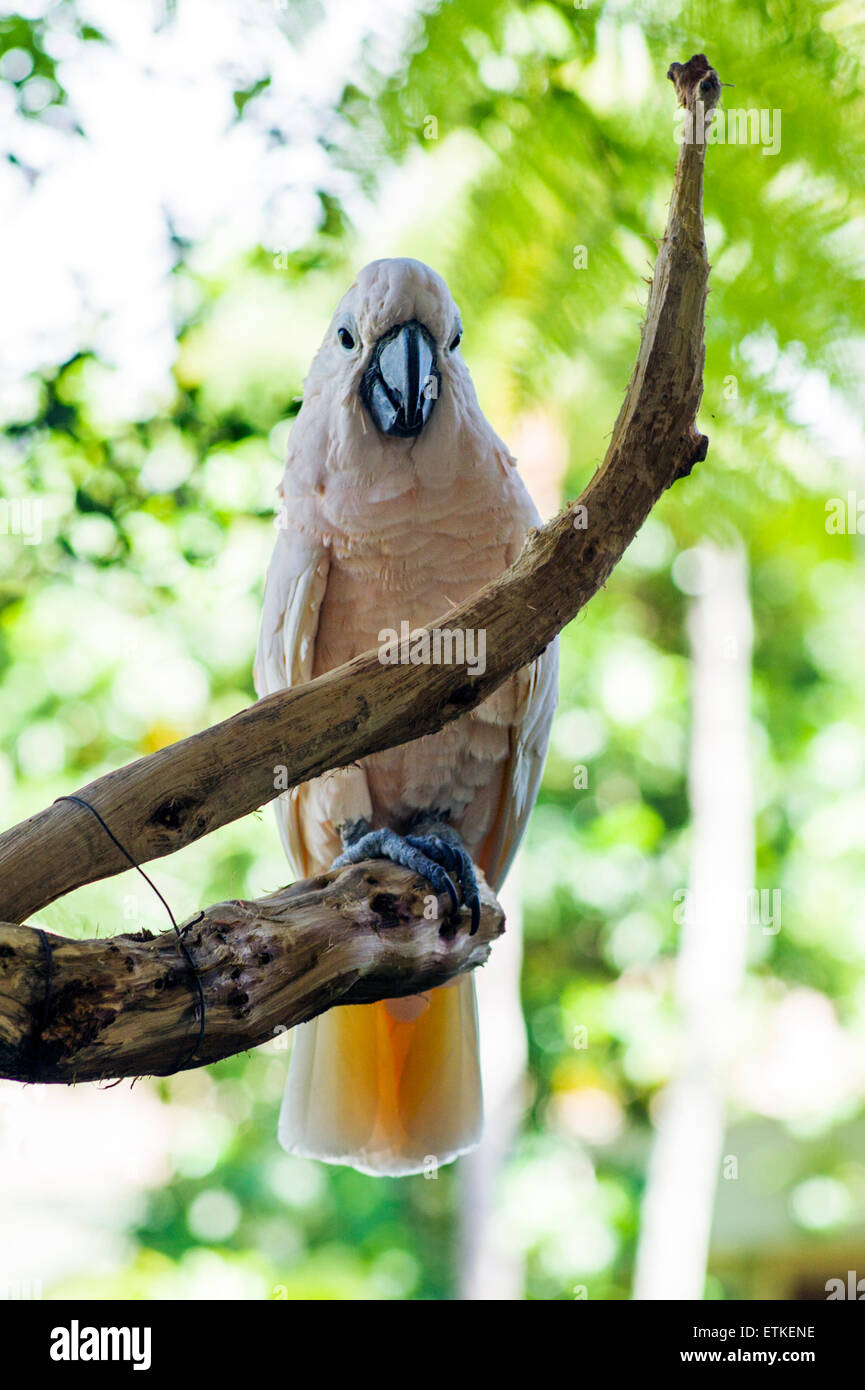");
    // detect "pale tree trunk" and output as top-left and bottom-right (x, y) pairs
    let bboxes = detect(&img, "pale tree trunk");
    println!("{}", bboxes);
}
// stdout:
(633, 542), (753, 1300)
(457, 406), (568, 1303)
(459, 859), (528, 1301)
